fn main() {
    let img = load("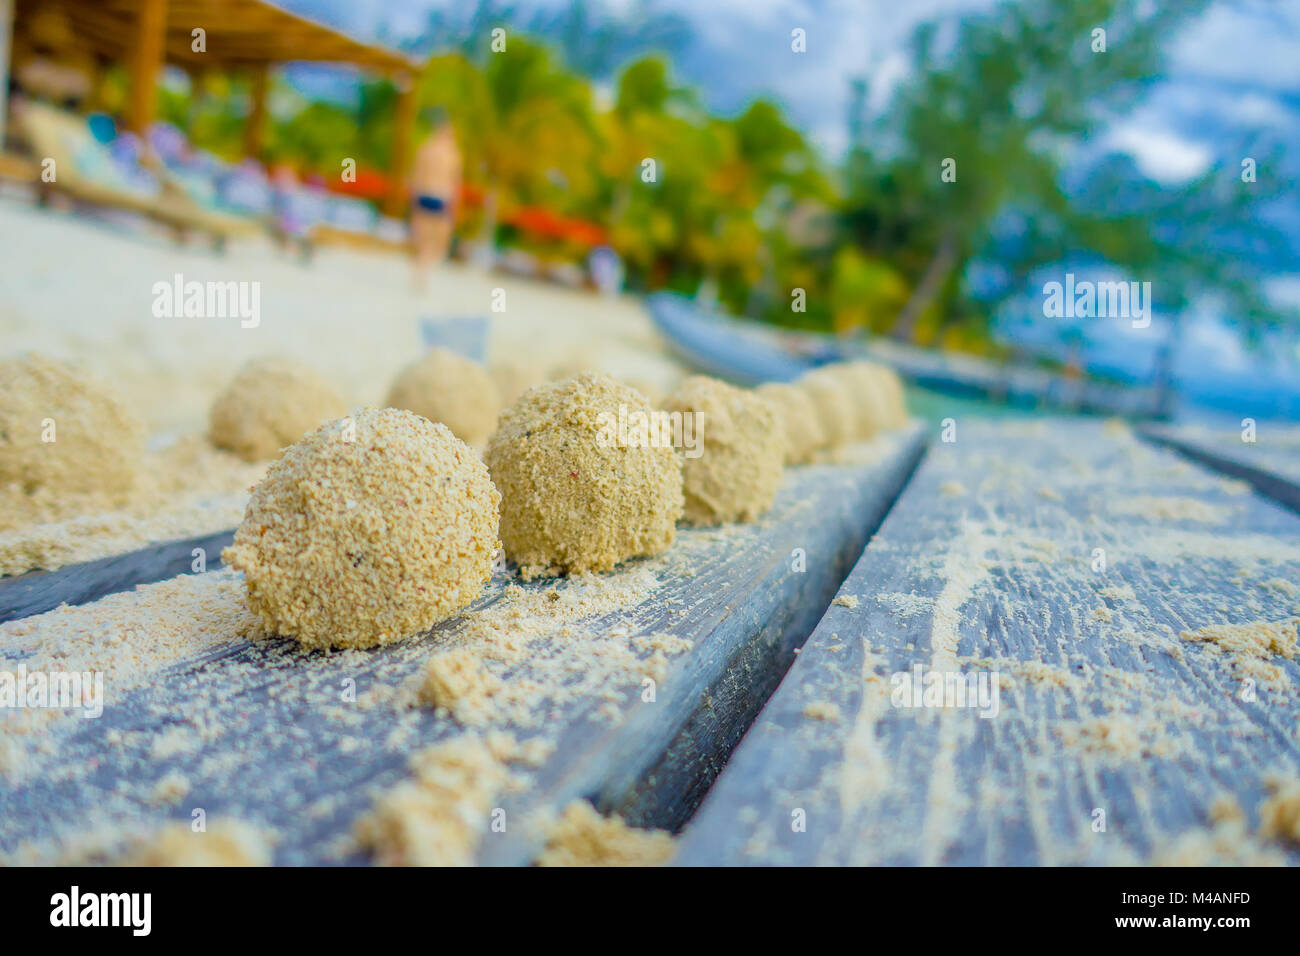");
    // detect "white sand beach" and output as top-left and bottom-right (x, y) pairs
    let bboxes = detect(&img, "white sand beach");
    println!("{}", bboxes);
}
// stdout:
(0, 200), (682, 438)
(0, 198), (685, 571)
